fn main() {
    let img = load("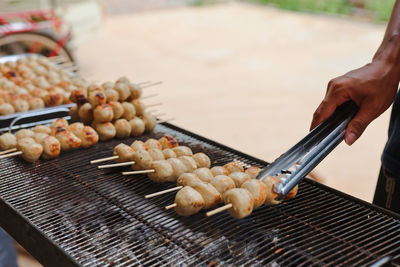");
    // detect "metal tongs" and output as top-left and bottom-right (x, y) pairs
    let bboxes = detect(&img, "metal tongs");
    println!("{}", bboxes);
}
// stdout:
(257, 101), (359, 201)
